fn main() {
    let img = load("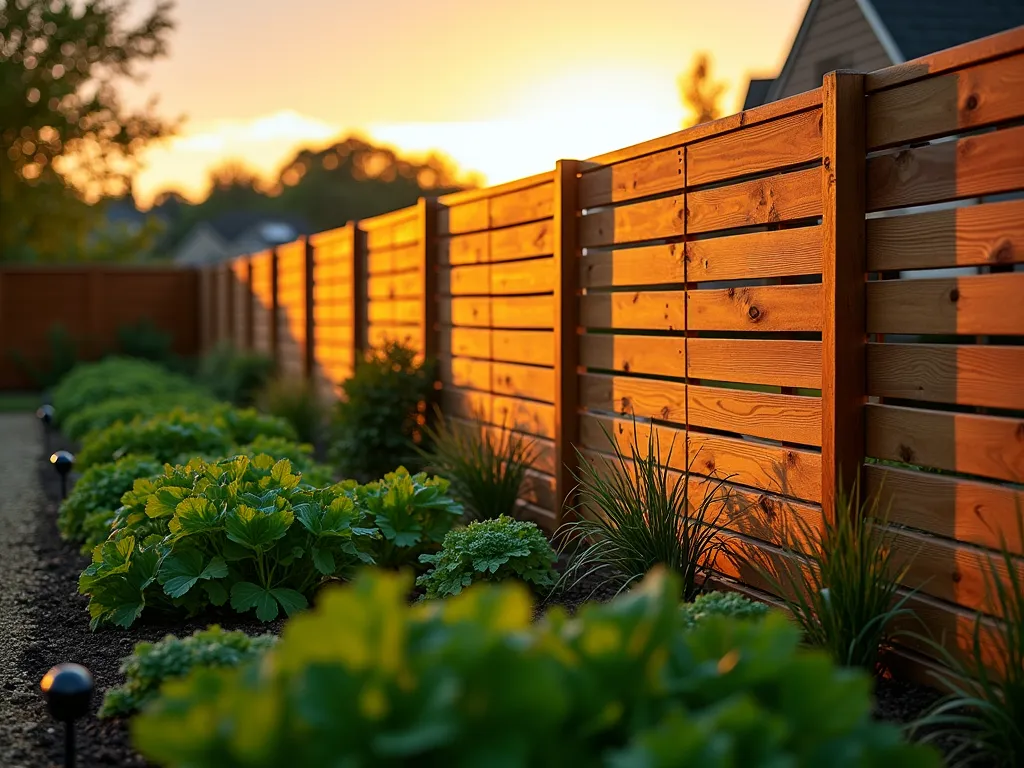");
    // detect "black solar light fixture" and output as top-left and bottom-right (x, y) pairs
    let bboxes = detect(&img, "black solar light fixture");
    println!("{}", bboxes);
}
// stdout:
(37, 404), (55, 455)
(50, 450), (74, 500)
(40, 663), (94, 768)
